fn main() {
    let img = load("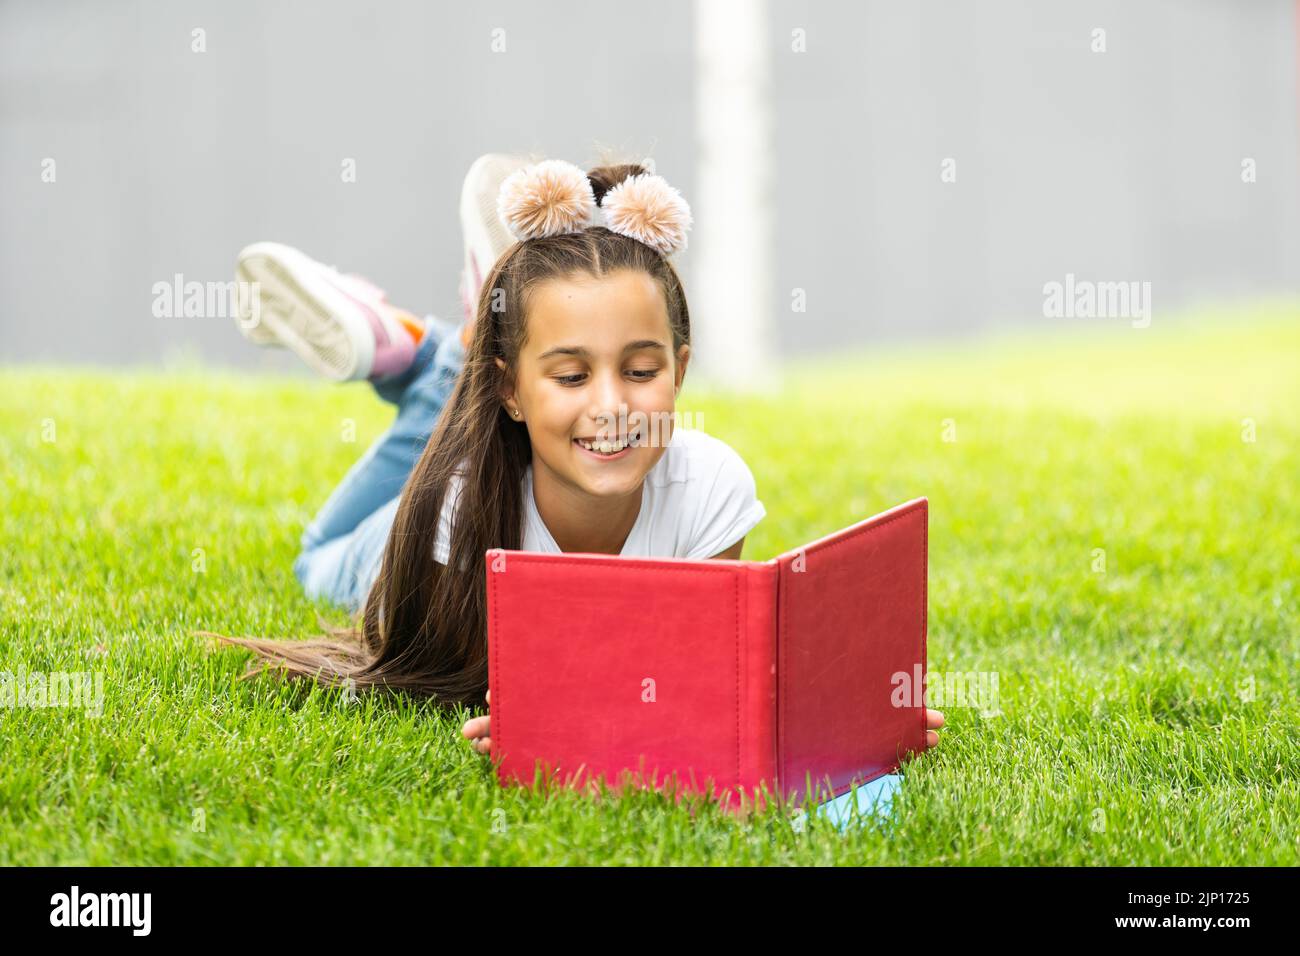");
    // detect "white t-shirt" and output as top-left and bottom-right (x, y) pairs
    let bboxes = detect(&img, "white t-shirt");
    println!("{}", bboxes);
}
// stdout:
(433, 427), (766, 566)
